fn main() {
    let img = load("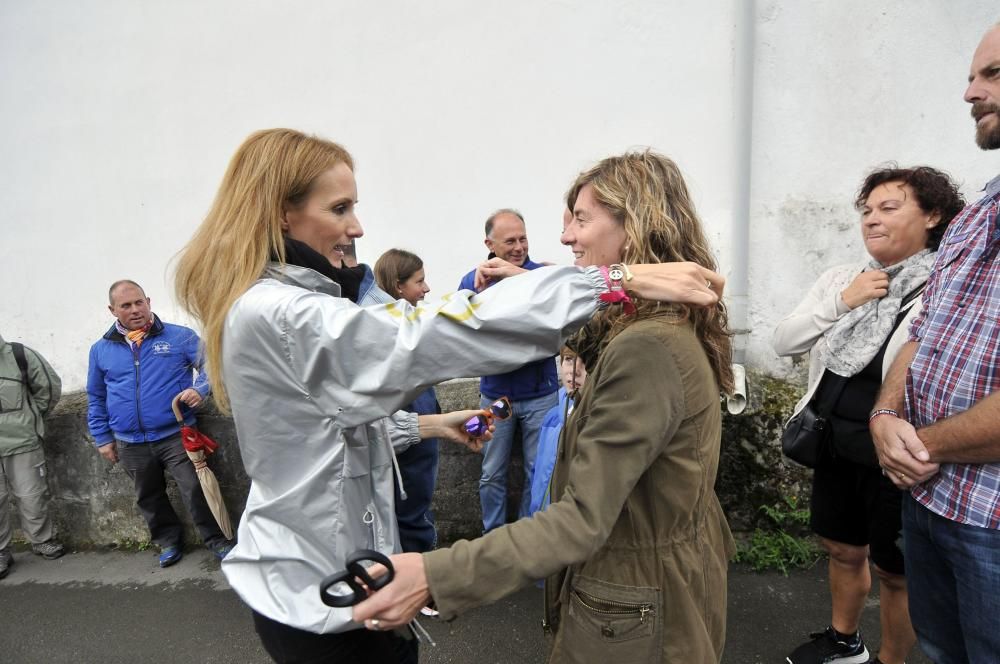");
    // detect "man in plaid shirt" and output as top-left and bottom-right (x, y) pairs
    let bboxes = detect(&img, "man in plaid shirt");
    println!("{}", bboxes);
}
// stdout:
(871, 23), (1000, 664)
